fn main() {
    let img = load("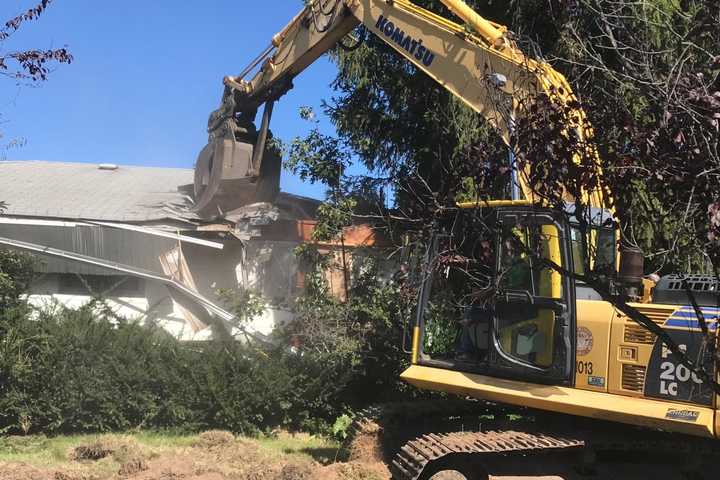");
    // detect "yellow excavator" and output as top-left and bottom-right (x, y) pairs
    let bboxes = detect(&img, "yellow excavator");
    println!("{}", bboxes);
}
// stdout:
(196, 1), (719, 478)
